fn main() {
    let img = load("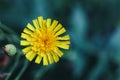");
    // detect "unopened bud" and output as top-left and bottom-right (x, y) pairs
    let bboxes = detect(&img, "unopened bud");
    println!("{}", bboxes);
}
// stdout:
(4, 44), (17, 56)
